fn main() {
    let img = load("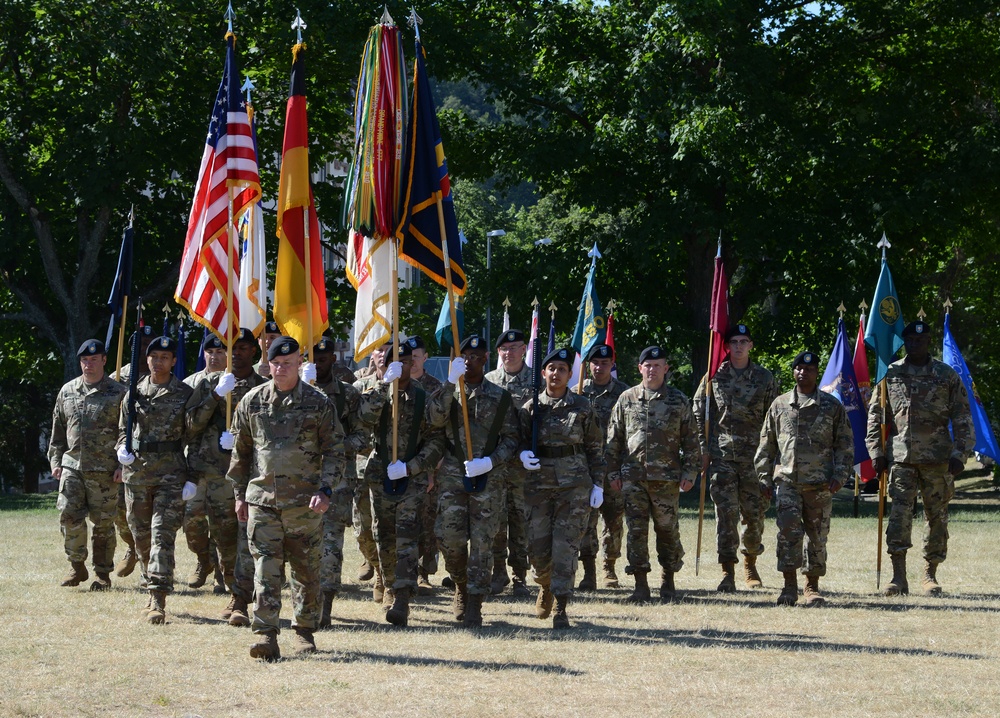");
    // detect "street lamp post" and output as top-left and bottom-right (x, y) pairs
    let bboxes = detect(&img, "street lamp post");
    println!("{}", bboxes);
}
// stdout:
(485, 229), (506, 349)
